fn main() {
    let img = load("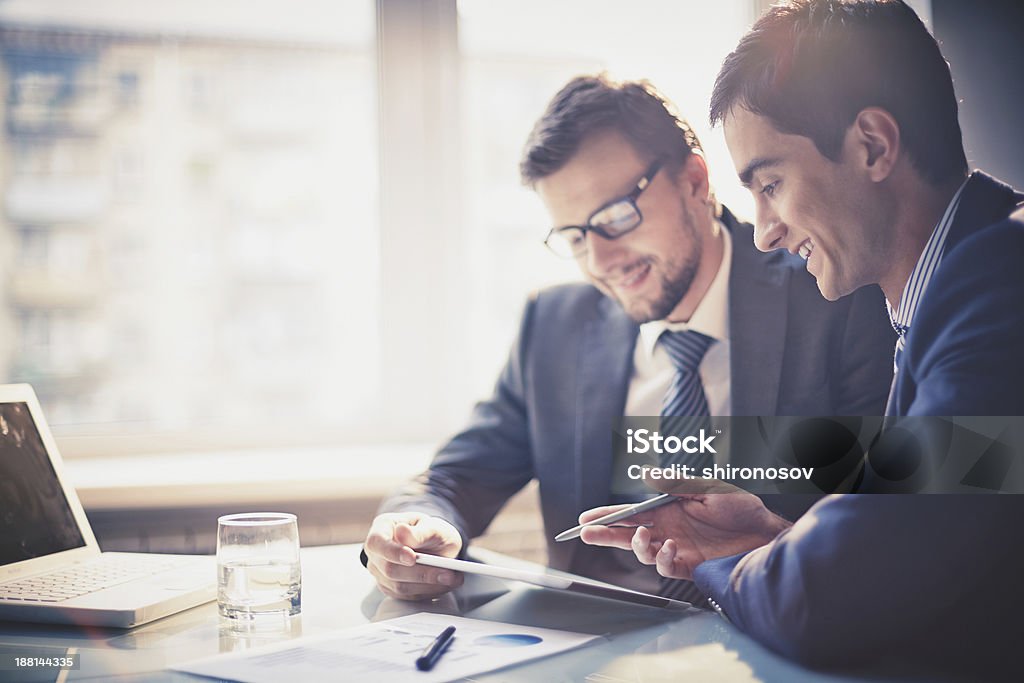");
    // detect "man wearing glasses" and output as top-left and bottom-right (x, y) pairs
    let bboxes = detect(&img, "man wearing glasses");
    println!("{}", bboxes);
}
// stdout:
(362, 74), (895, 603)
